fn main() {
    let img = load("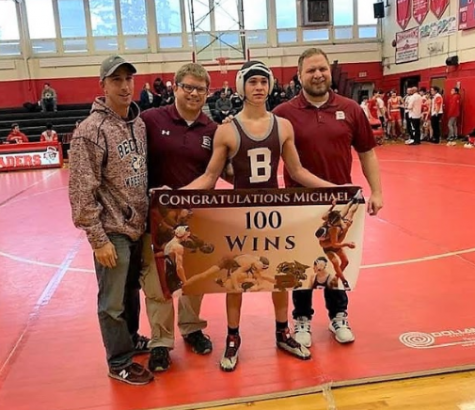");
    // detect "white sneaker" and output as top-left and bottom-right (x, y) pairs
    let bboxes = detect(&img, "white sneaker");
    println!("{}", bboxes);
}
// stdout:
(293, 316), (312, 347)
(404, 139), (414, 145)
(464, 143), (474, 149)
(329, 312), (355, 344)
